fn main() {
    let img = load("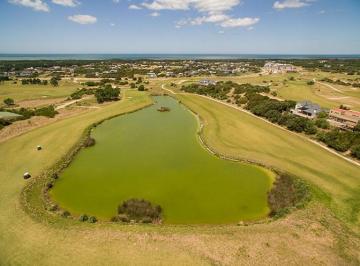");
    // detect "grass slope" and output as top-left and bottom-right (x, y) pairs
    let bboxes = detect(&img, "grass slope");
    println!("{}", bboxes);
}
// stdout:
(0, 80), (78, 104)
(176, 93), (360, 227)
